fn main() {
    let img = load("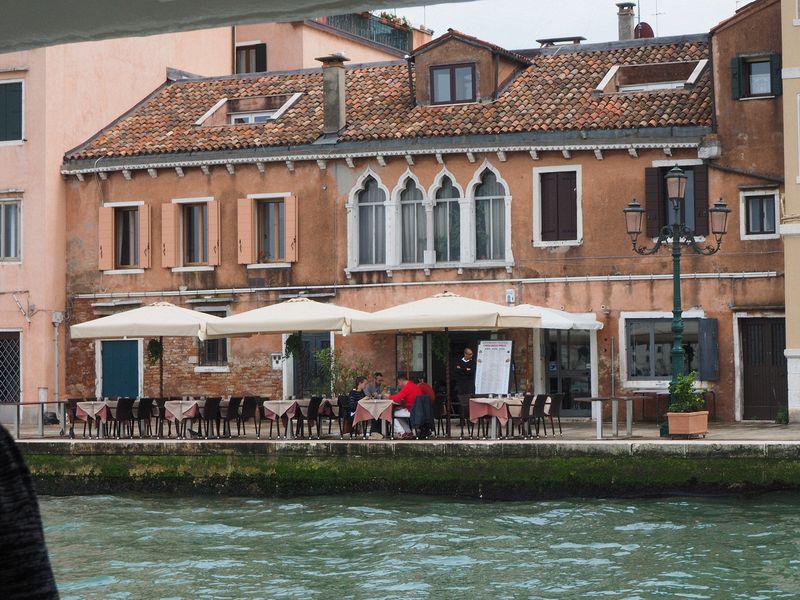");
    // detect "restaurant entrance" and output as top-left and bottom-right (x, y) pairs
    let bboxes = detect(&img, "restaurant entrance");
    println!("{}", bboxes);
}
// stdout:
(544, 329), (591, 417)
(293, 333), (330, 398)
